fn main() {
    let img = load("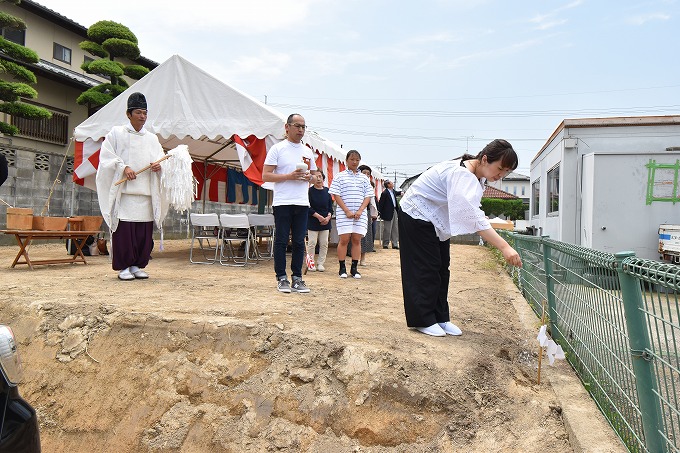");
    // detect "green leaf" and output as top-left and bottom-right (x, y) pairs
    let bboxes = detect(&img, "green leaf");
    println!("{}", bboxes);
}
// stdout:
(0, 80), (37, 102)
(0, 60), (37, 84)
(0, 121), (19, 136)
(123, 64), (149, 80)
(0, 11), (26, 30)
(79, 40), (108, 58)
(85, 59), (124, 77)
(0, 37), (39, 63)
(87, 20), (138, 44)
(0, 101), (52, 120)
(102, 37), (140, 59)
